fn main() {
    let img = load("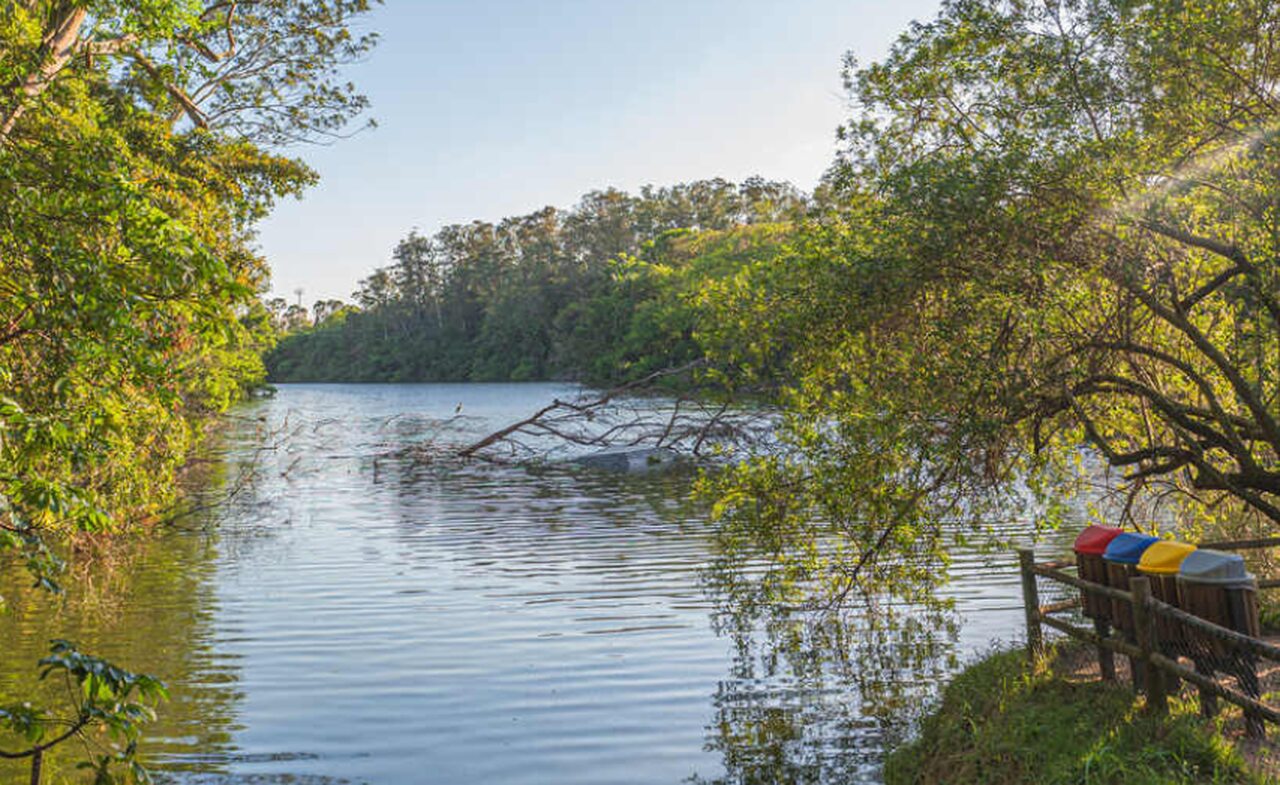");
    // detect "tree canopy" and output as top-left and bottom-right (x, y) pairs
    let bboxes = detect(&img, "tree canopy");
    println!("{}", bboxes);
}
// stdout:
(700, 0), (1280, 610)
(266, 178), (807, 385)
(0, 4), (375, 776)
